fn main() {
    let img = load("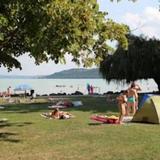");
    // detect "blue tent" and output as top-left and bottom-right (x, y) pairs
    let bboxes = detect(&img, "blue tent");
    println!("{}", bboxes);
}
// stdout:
(139, 94), (150, 109)
(138, 94), (157, 109)
(132, 94), (160, 124)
